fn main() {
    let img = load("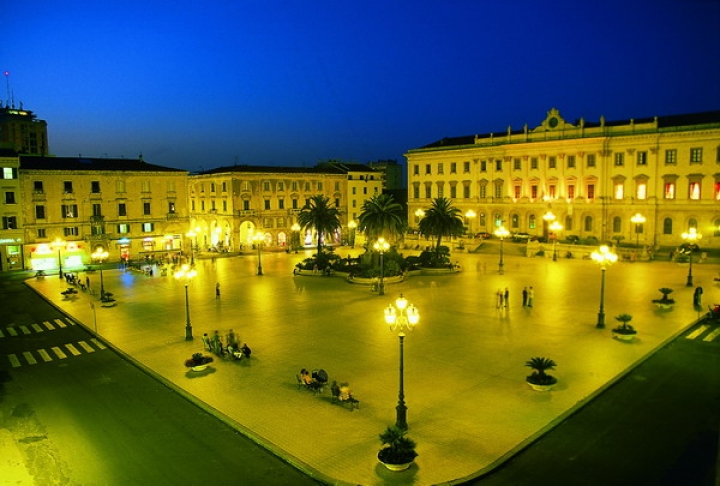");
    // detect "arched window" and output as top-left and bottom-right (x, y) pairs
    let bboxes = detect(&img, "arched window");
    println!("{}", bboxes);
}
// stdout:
(584, 216), (593, 232)
(494, 213), (502, 227)
(663, 217), (673, 235)
(511, 214), (519, 229)
(689, 218), (697, 229)
(529, 214), (537, 230)
(613, 216), (622, 233)
(565, 216), (573, 231)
